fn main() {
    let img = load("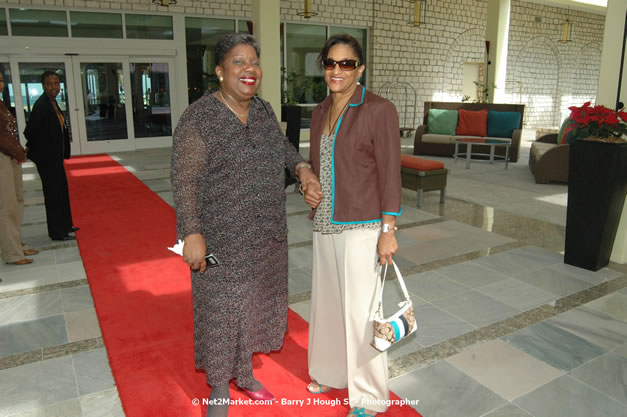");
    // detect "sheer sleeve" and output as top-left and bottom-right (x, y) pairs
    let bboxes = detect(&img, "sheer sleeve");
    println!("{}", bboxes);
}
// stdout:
(170, 109), (208, 239)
